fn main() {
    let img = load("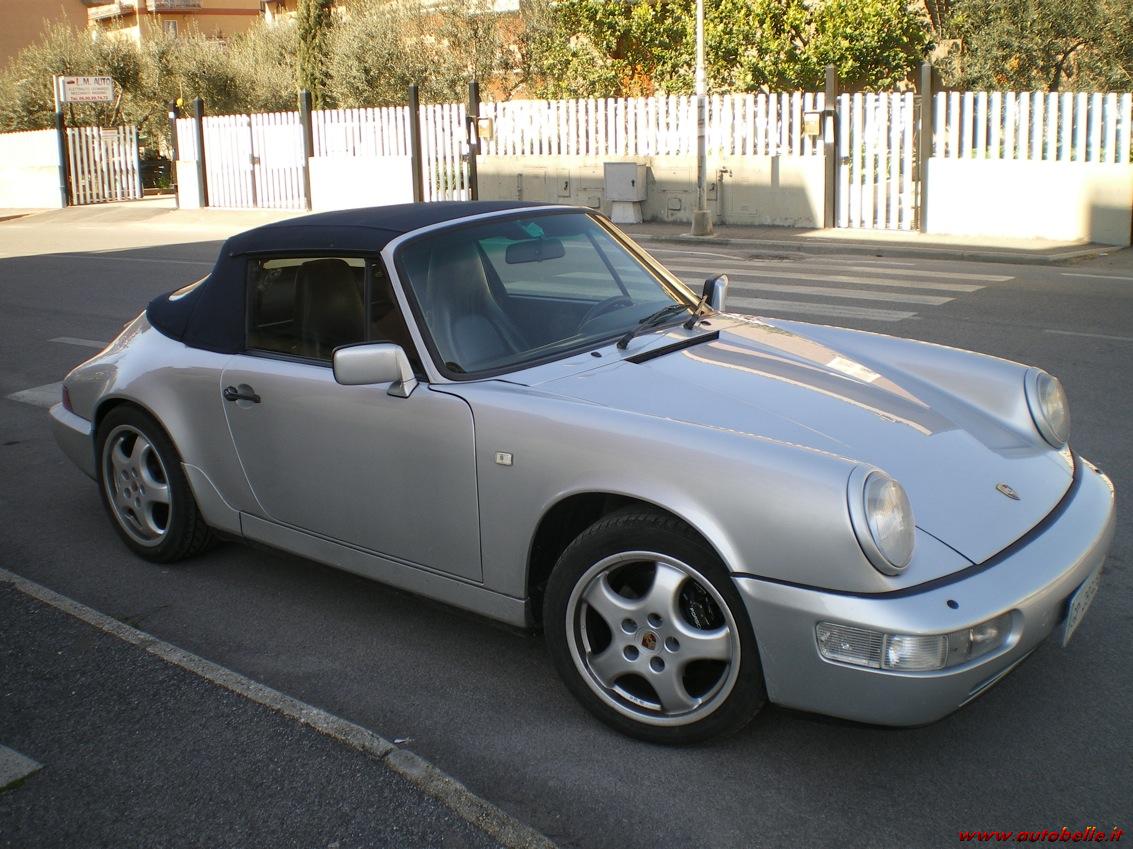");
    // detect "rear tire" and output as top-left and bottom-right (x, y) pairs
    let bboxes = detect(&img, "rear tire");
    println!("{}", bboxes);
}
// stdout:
(95, 406), (214, 563)
(544, 506), (766, 744)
